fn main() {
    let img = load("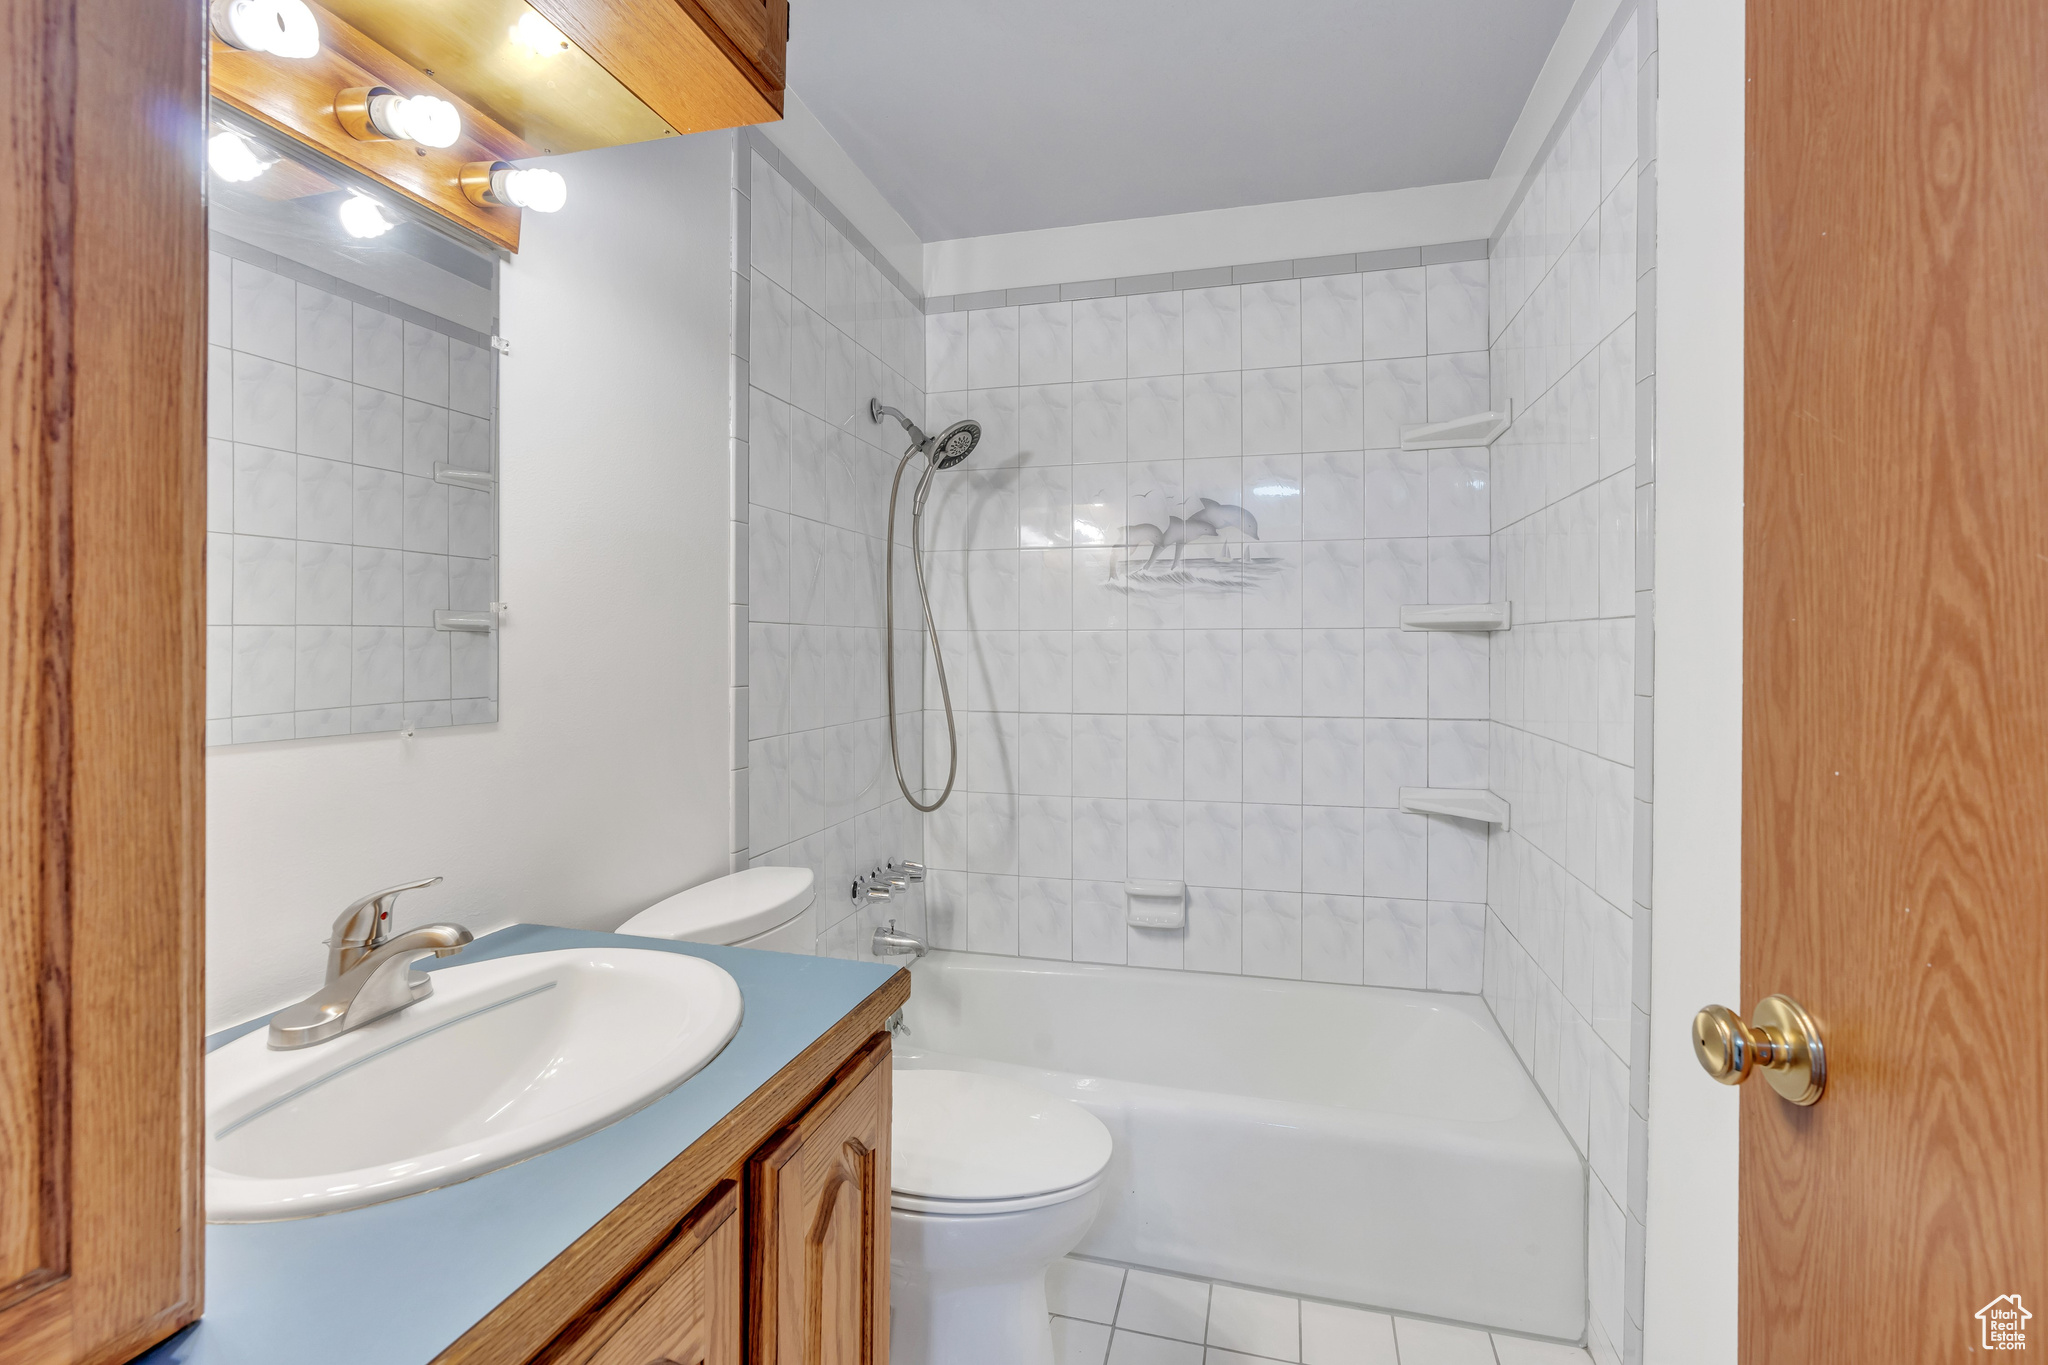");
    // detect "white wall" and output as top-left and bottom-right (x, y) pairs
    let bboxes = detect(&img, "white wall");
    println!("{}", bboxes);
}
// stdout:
(204, 134), (737, 1031)
(1643, 2), (1744, 1362)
